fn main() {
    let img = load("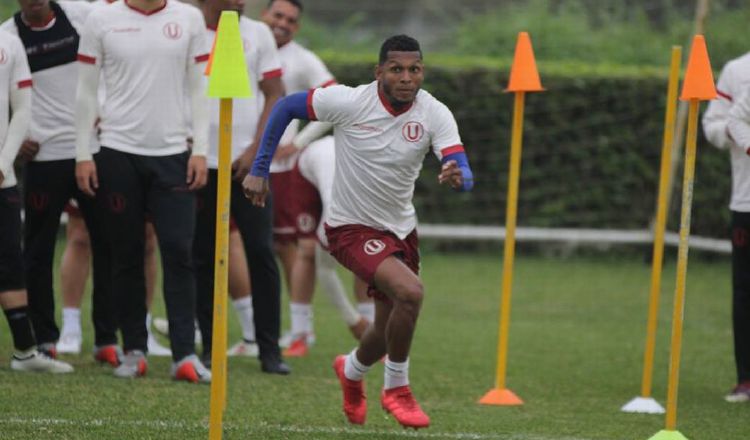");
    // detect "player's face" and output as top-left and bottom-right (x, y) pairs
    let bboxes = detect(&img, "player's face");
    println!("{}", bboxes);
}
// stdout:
(376, 51), (424, 105)
(261, 0), (300, 47)
(18, 0), (50, 18)
(206, 0), (245, 15)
